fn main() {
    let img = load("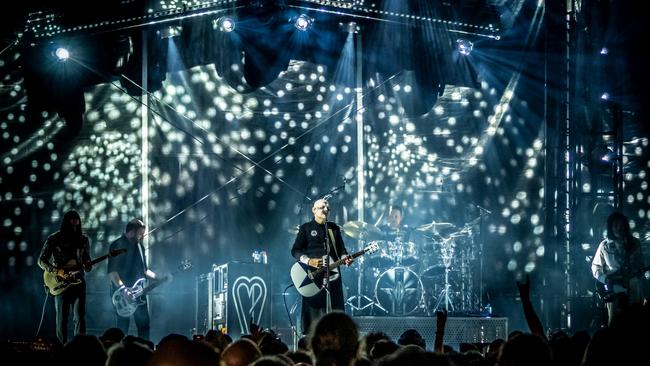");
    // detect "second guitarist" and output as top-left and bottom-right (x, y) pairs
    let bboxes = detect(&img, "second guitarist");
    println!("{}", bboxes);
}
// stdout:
(291, 199), (354, 334)
(107, 218), (158, 341)
(591, 211), (648, 325)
